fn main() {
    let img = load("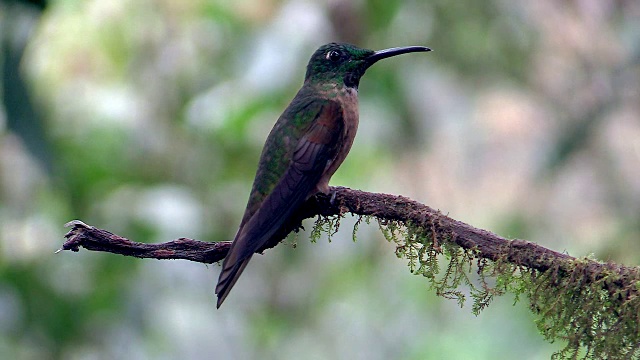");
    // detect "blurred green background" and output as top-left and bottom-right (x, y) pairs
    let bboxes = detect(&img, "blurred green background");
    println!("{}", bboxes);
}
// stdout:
(1, 0), (639, 359)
